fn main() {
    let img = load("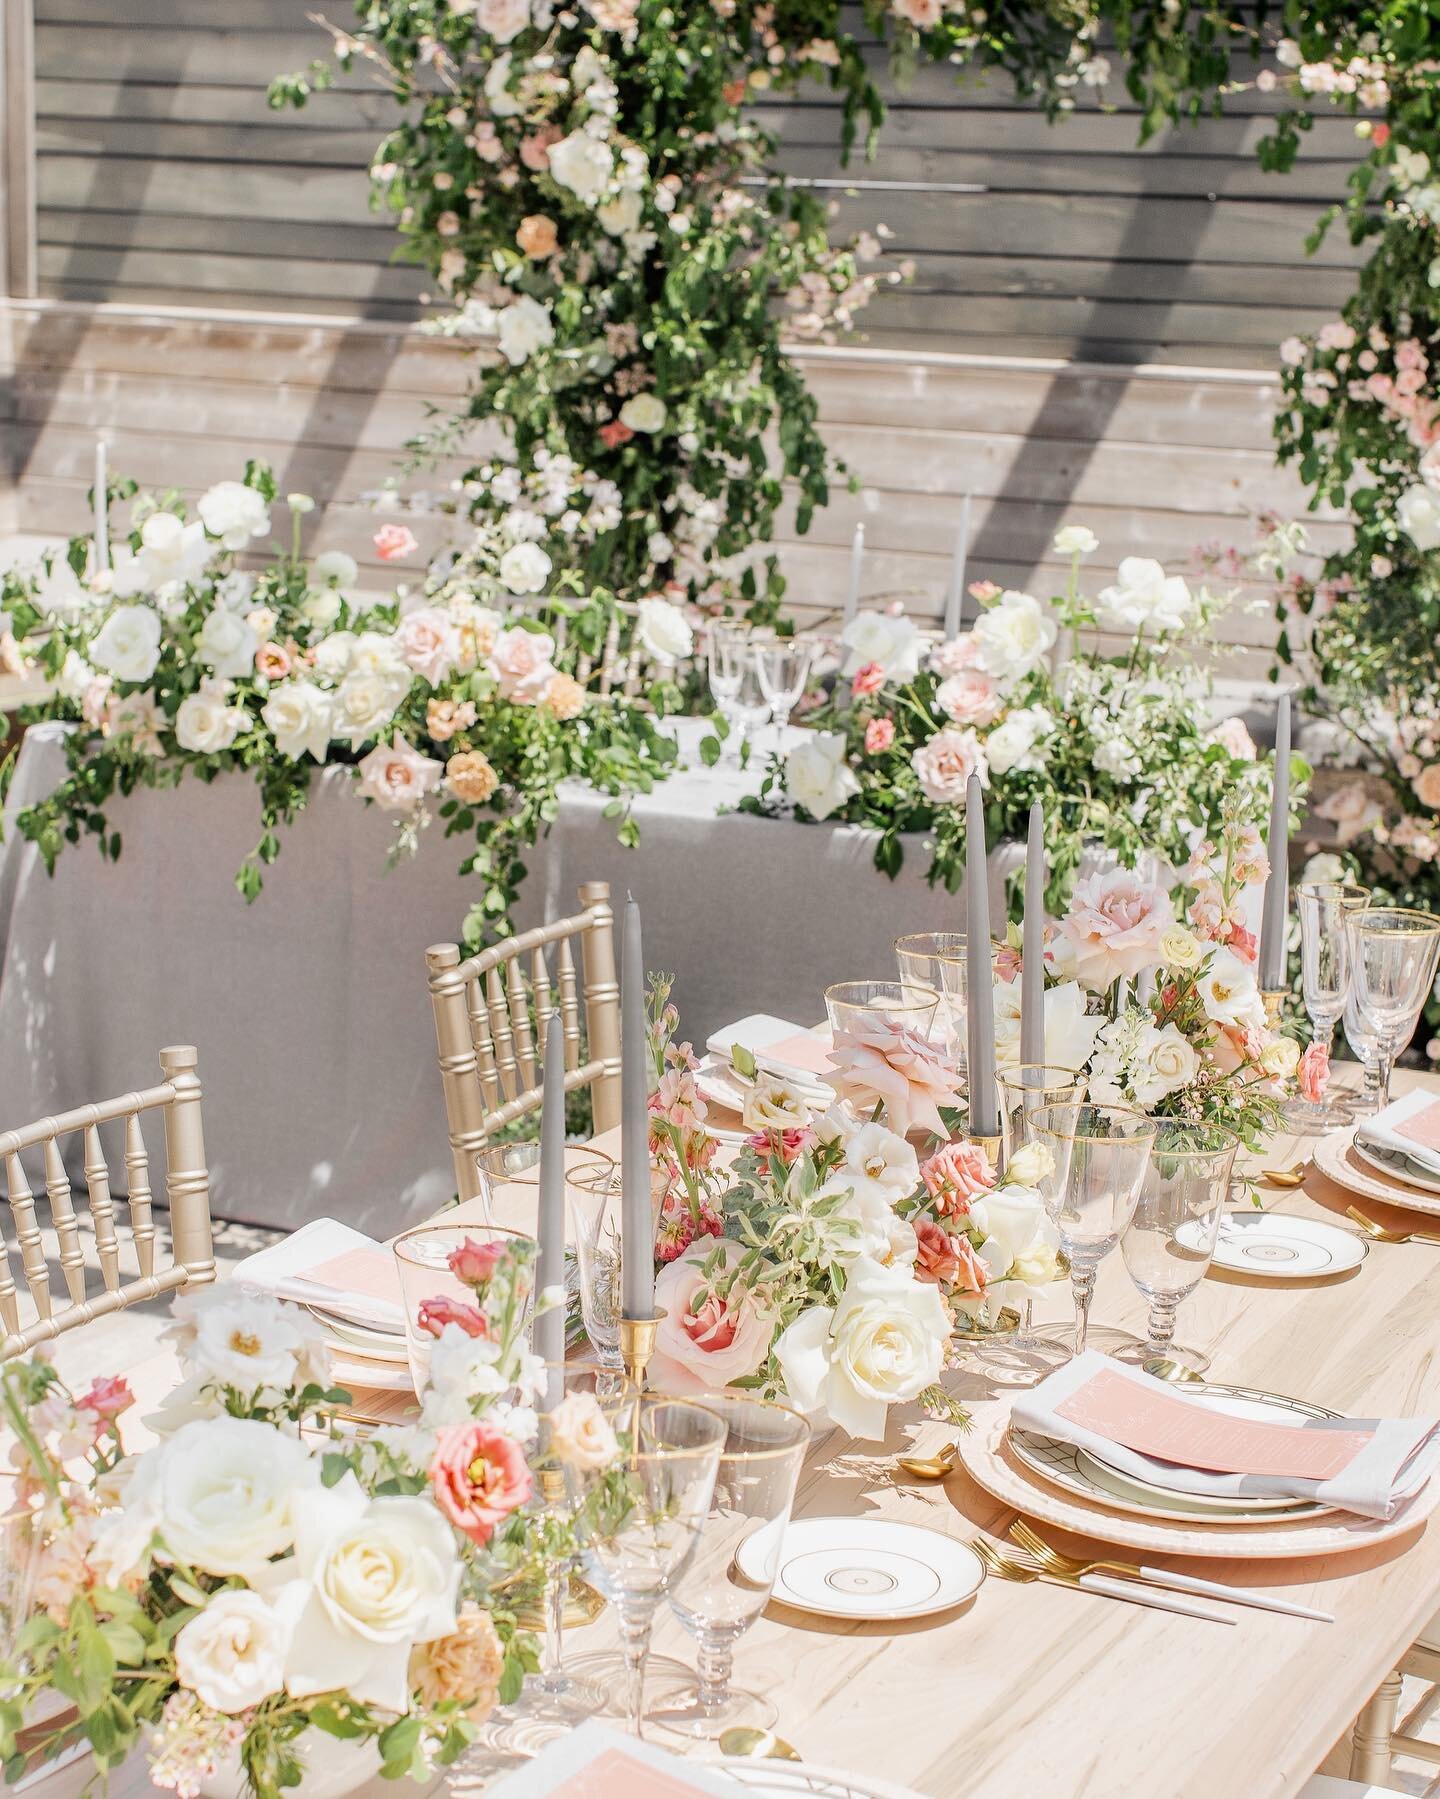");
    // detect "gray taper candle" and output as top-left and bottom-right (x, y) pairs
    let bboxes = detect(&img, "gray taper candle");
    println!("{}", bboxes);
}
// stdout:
(942, 493), (973, 640)
(1020, 800), (1045, 1069)
(1258, 690), (1292, 991)
(965, 774), (999, 1136)
(534, 1007), (566, 1404)
(619, 894), (654, 1320)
